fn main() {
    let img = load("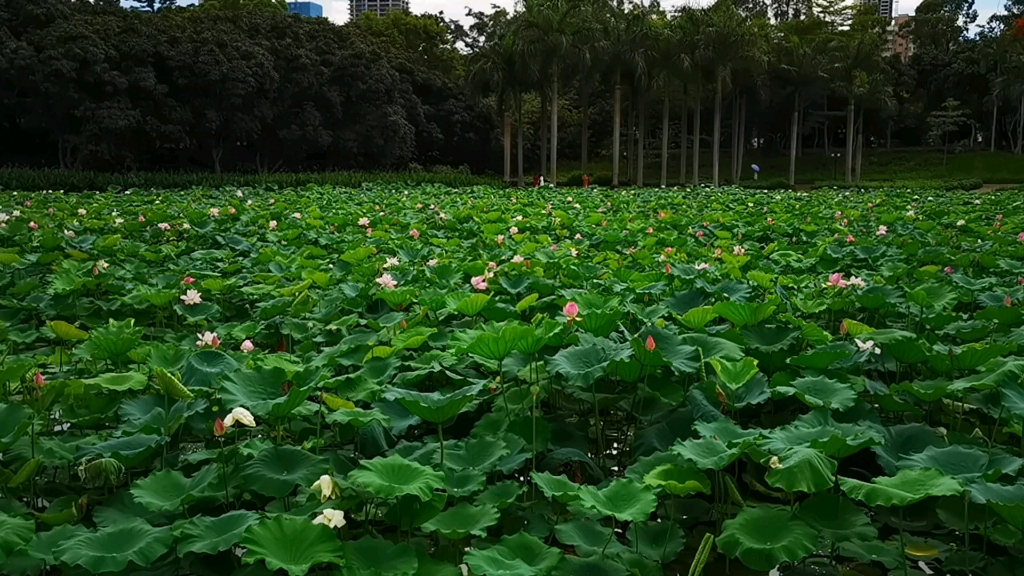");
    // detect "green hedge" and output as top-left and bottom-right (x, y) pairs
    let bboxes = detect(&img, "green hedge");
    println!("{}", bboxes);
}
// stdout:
(0, 169), (504, 193)
(811, 178), (984, 191)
